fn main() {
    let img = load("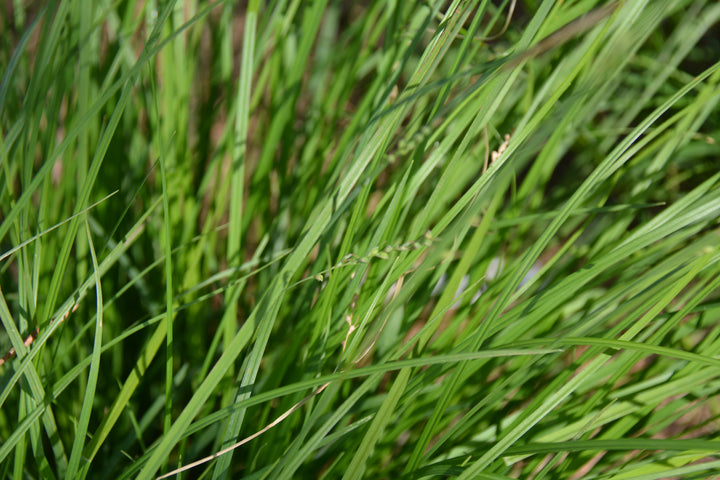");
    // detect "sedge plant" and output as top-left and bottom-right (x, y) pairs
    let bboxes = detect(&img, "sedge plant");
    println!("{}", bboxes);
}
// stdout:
(1, 1), (720, 479)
